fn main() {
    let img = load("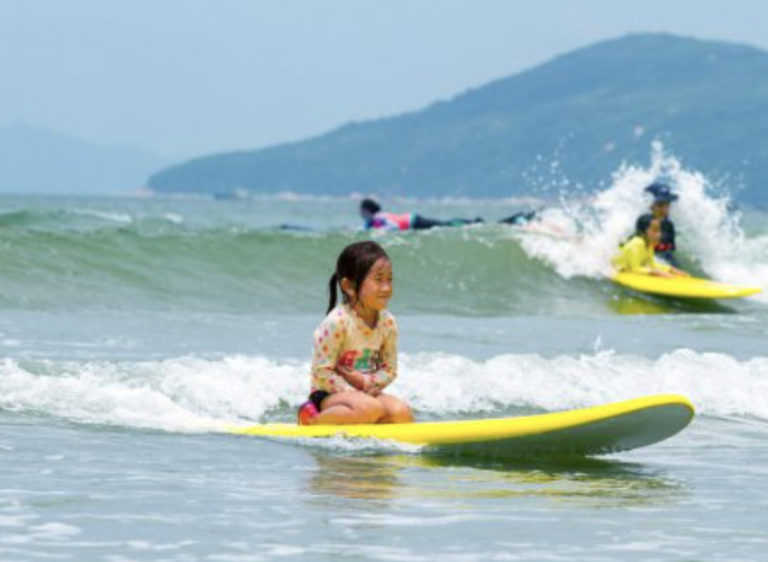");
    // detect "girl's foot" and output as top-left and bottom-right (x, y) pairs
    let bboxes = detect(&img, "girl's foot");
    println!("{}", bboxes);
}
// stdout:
(297, 401), (318, 425)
